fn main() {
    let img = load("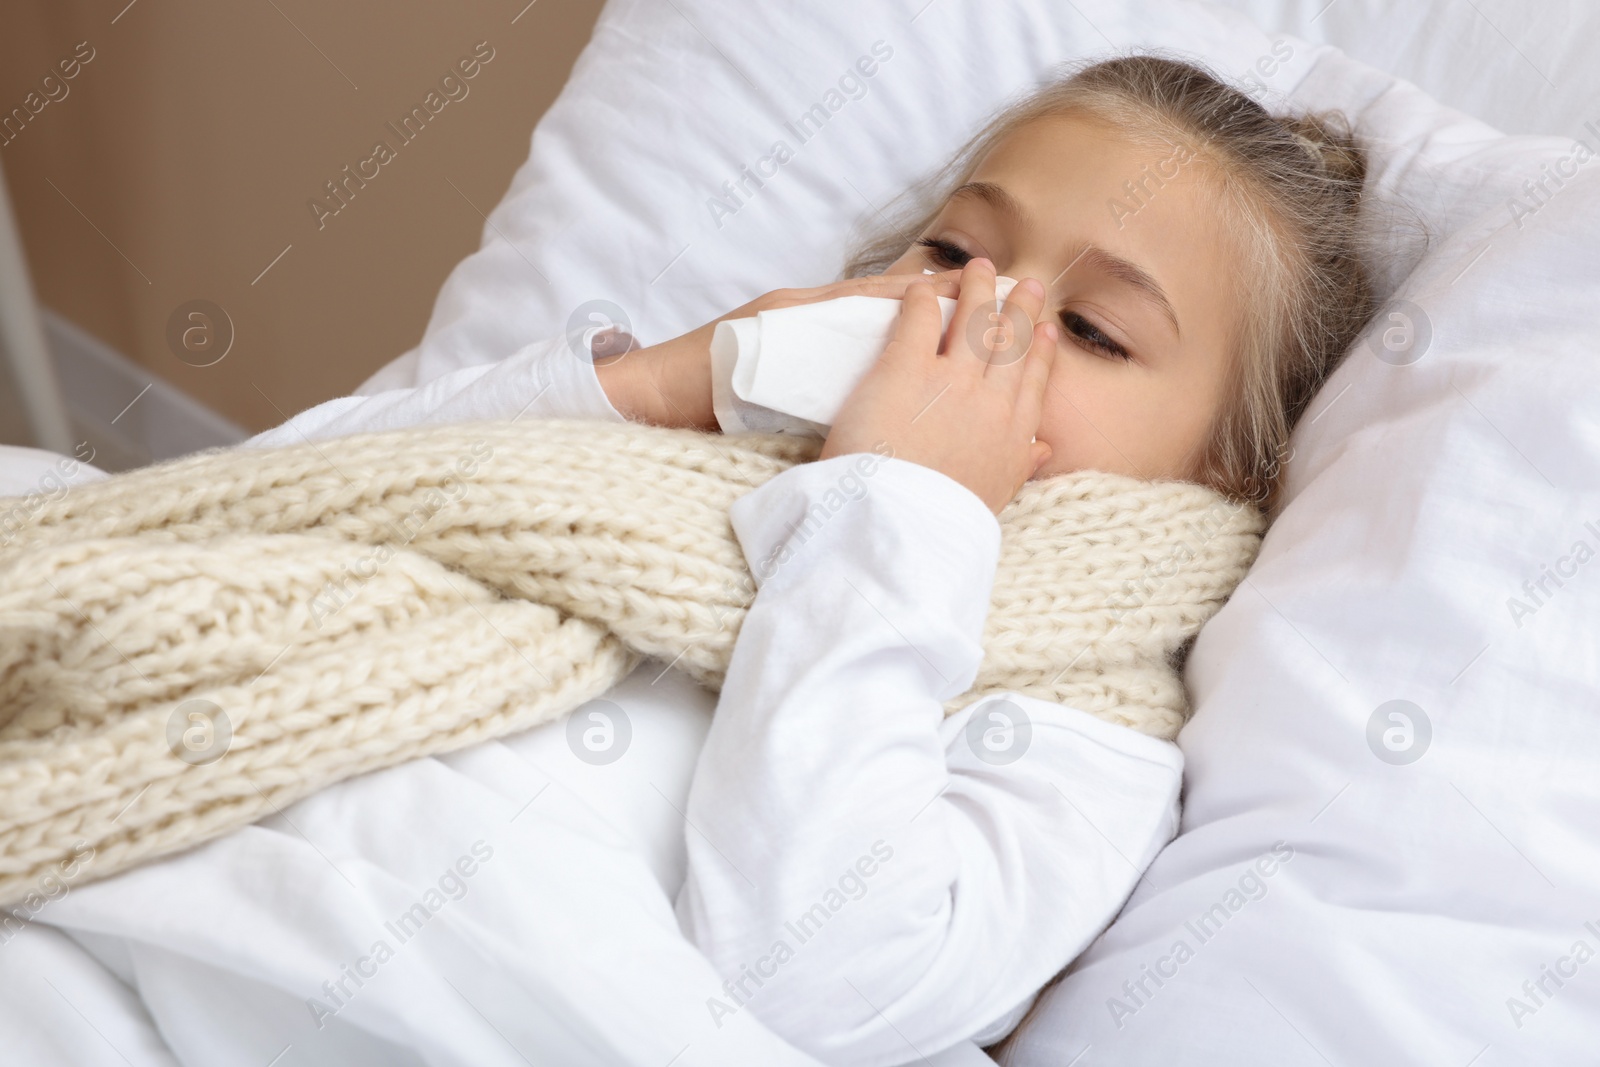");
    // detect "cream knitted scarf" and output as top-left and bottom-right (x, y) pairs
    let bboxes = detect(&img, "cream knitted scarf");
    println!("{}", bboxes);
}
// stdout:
(0, 418), (1262, 909)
